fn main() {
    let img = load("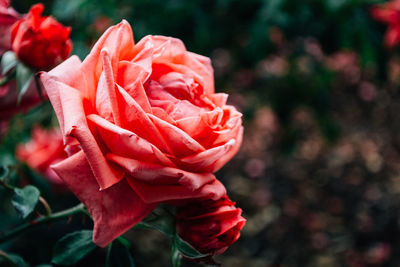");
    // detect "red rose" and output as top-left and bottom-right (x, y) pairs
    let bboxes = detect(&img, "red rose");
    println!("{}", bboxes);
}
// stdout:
(11, 3), (72, 70)
(16, 126), (67, 185)
(371, 0), (400, 48)
(40, 20), (243, 246)
(0, 0), (21, 55)
(177, 195), (246, 255)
